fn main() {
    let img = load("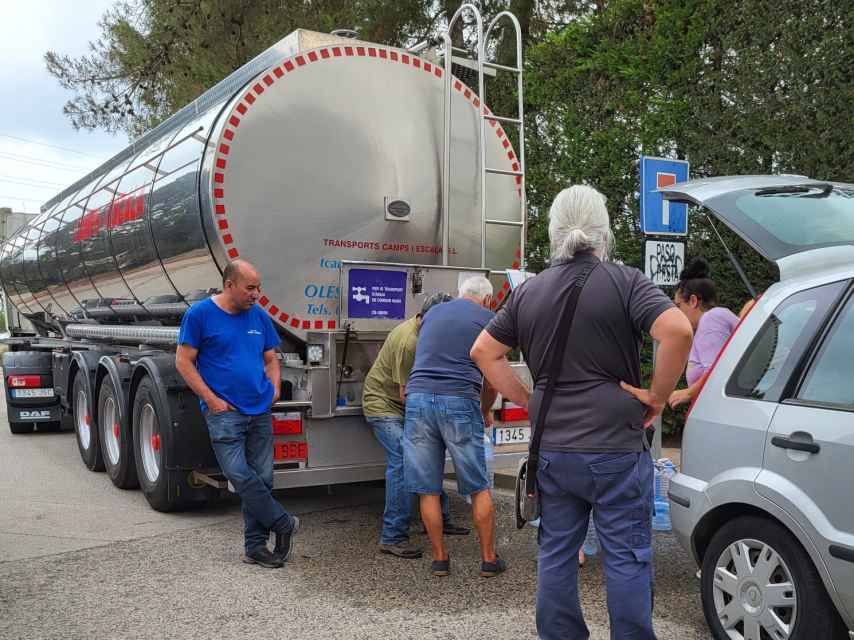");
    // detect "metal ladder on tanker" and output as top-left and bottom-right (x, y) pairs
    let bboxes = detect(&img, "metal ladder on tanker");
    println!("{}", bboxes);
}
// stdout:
(439, 5), (527, 272)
